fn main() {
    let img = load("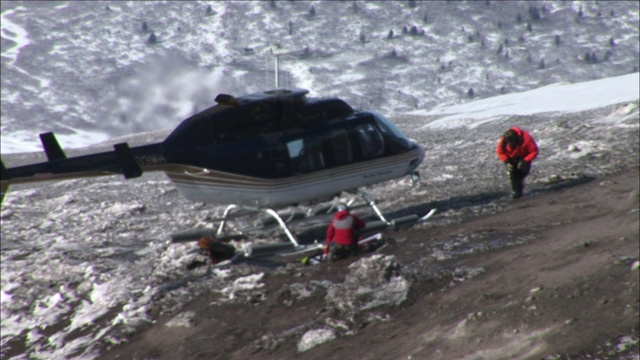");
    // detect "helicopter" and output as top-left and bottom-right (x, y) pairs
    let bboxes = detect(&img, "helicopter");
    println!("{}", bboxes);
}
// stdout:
(1, 88), (435, 257)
